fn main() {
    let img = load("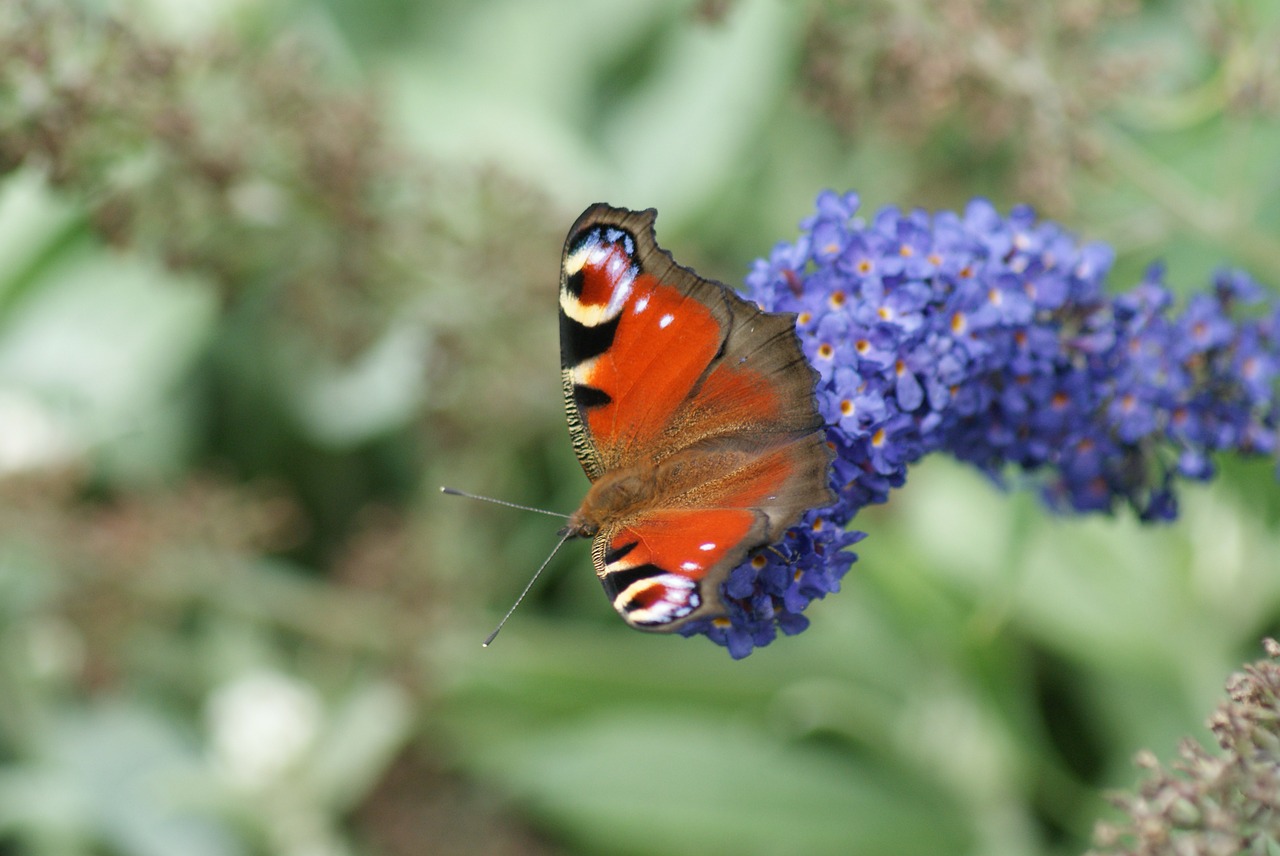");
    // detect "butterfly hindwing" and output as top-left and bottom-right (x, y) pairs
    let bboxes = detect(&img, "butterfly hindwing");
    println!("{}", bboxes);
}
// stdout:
(593, 508), (768, 628)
